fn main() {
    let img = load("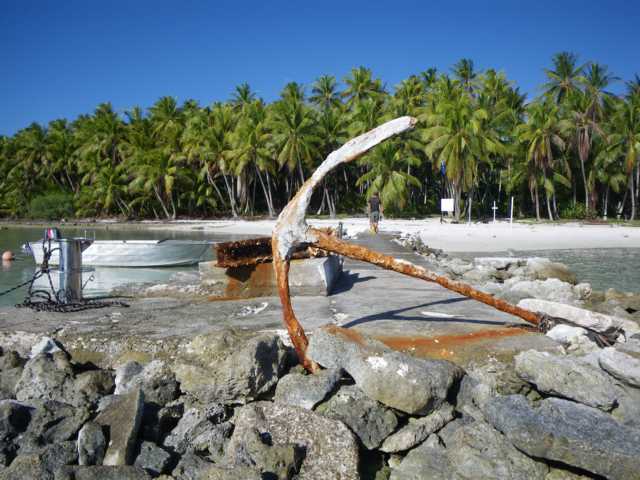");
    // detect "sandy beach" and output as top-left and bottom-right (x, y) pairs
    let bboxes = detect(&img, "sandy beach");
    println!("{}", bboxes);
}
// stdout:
(142, 217), (640, 253)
